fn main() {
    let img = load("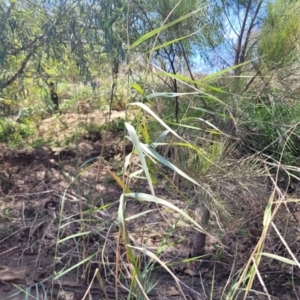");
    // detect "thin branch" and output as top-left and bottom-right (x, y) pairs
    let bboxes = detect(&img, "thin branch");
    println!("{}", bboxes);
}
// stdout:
(239, 1), (263, 65)
(1, 47), (36, 90)
(234, 0), (253, 68)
